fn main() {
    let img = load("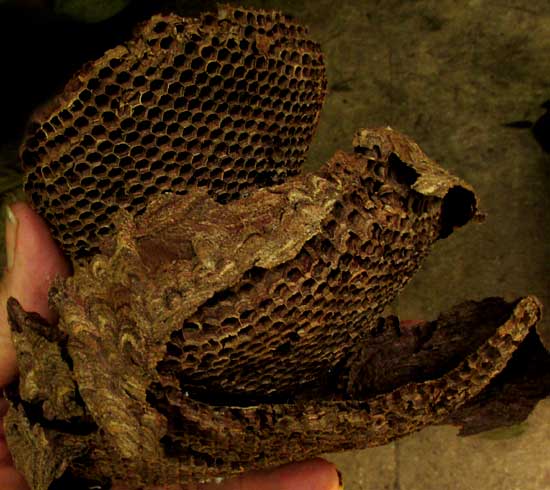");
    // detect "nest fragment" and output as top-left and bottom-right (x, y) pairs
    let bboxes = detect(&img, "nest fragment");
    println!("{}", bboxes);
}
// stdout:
(20, 6), (326, 259)
(5, 128), (548, 489)
(3, 5), (548, 490)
